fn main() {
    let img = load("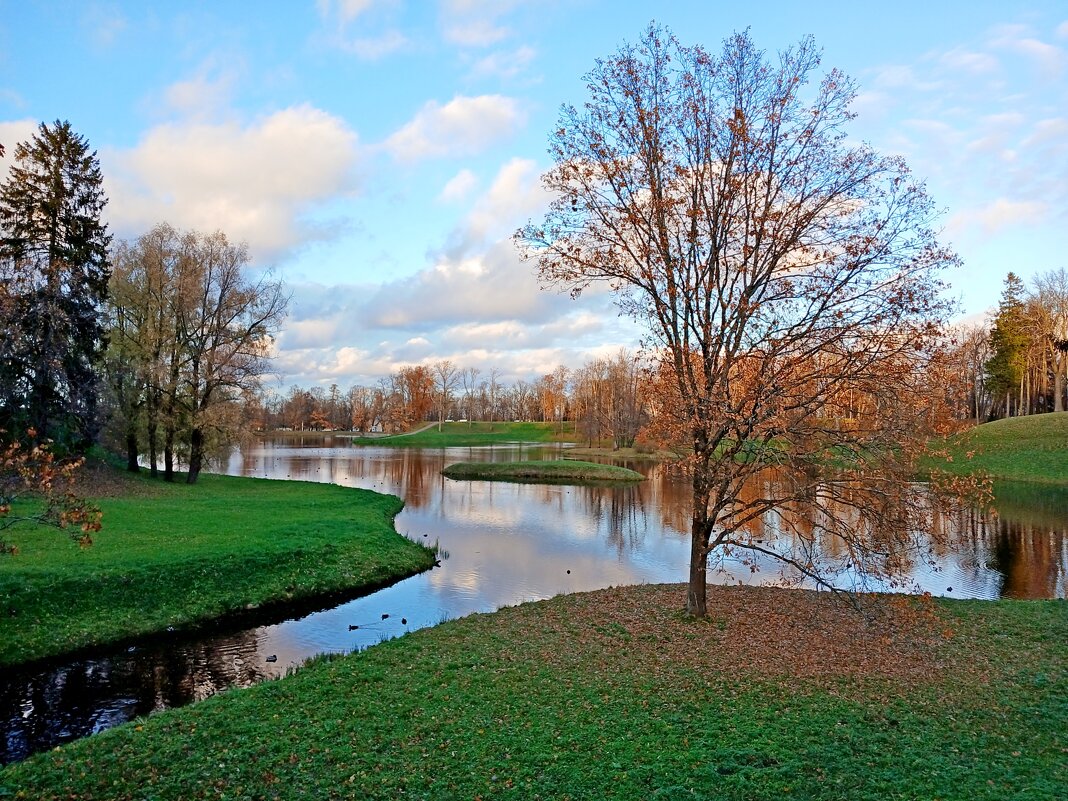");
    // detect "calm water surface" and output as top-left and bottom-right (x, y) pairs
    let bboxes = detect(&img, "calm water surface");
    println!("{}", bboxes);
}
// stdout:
(2, 437), (1066, 763)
